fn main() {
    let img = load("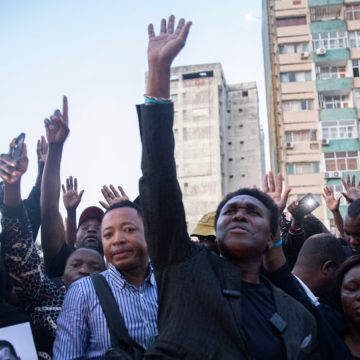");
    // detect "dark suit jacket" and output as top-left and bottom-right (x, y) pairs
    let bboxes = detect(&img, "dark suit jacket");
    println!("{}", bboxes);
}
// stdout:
(138, 103), (319, 360)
